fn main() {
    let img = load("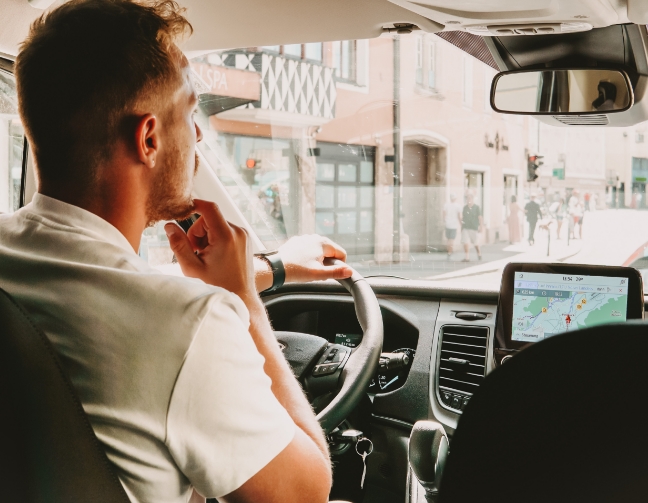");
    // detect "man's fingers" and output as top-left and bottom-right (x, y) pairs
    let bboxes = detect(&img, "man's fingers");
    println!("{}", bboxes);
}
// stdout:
(165, 223), (201, 272)
(191, 199), (231, 245)
(317, 262), (353, 280)
(186, 215), (208, 250)
(320, 237), (347, 261)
